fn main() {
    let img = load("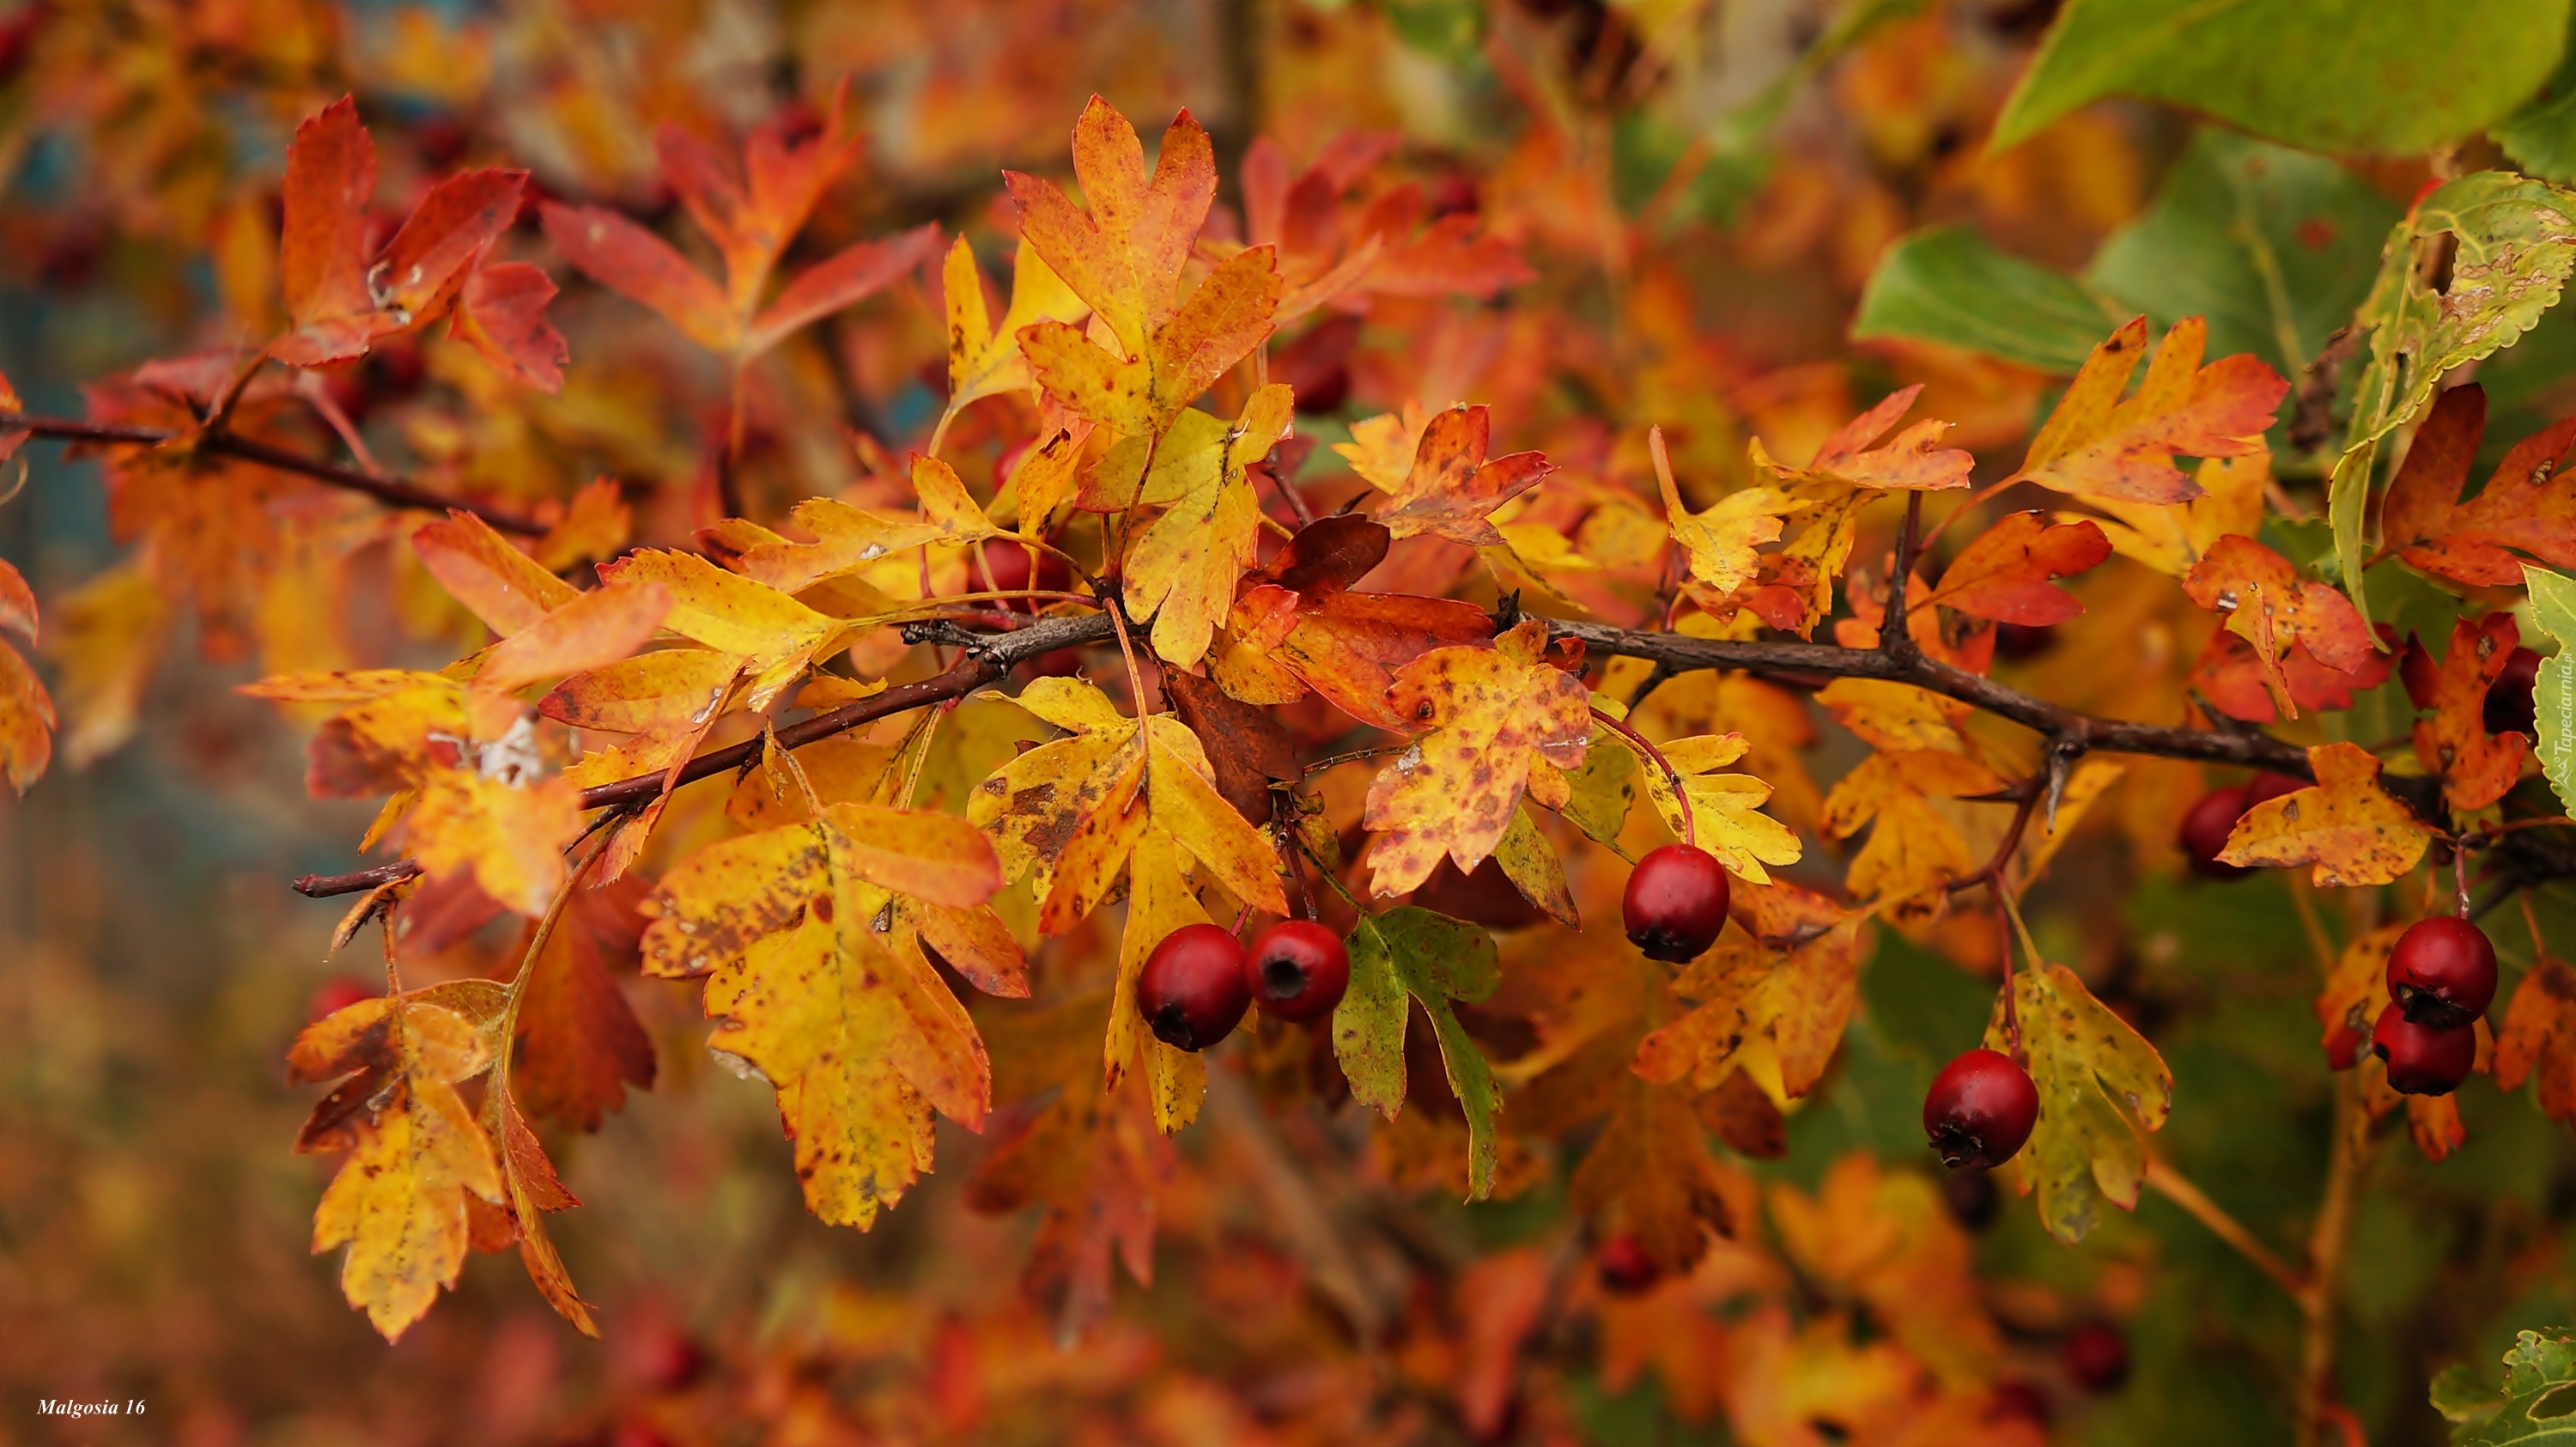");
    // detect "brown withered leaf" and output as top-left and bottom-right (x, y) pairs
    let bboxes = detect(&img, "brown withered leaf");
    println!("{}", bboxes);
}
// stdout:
(1163, 670), (1298, 824)
(513, 875), (658, 1133)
